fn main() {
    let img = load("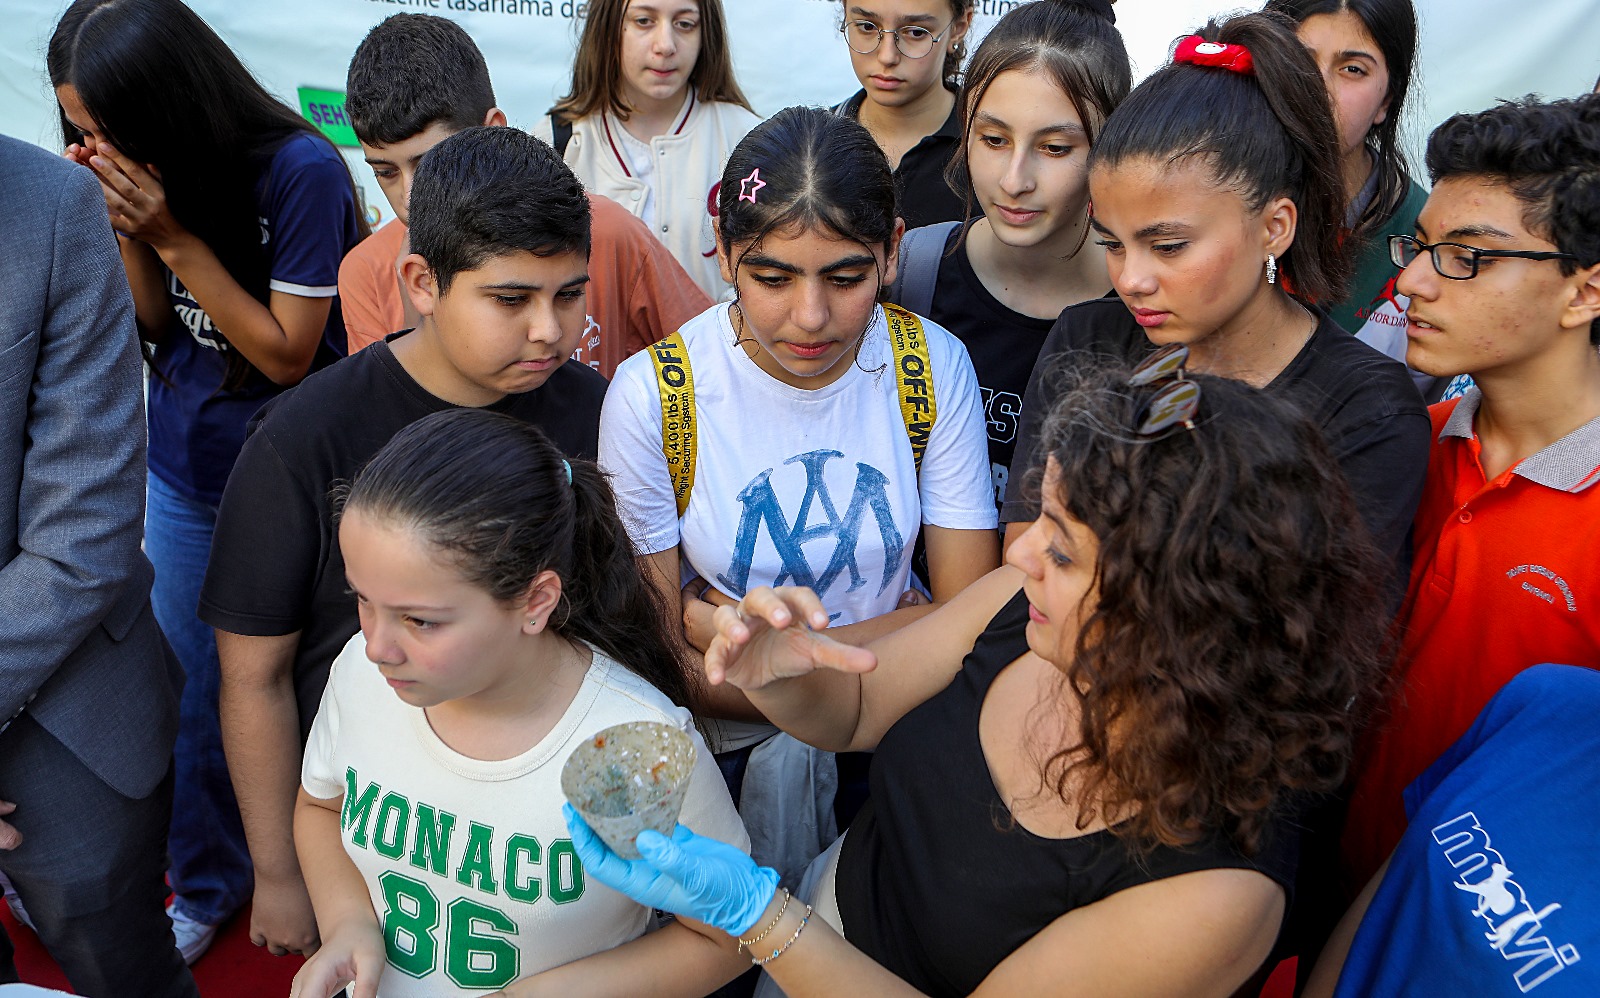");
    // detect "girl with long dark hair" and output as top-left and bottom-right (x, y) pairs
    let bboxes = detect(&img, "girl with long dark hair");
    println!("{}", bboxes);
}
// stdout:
(537, 0), (759, 299)
(566, 361), (1394, 998)
(47, 0), (364, 959)
(998, 11), (1430, 580)
(1267, 0), (1429, 363)
(888, 0), (1130, 509)
(291, 410), (748, 998)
